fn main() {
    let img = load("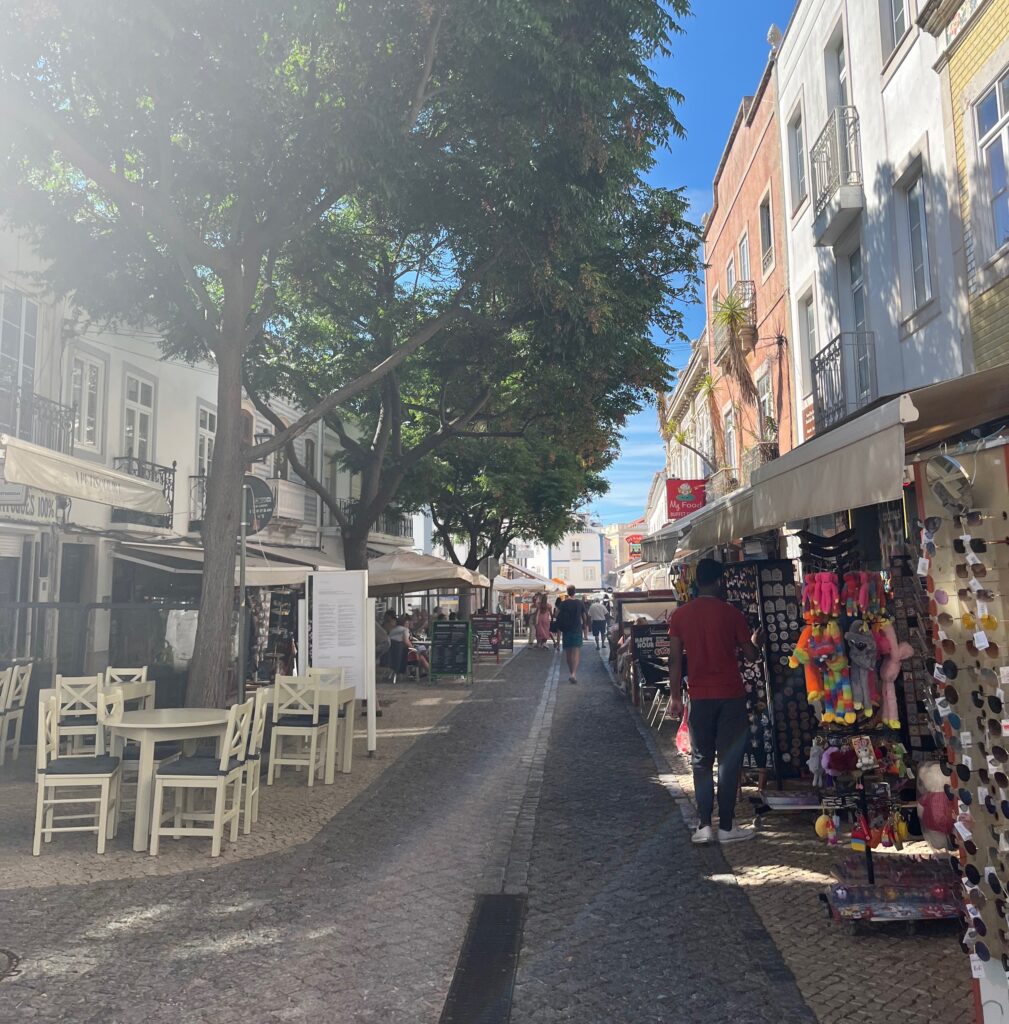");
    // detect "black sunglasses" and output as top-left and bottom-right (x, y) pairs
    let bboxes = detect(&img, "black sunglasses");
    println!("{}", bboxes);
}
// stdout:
(955, 537), (987, 554)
